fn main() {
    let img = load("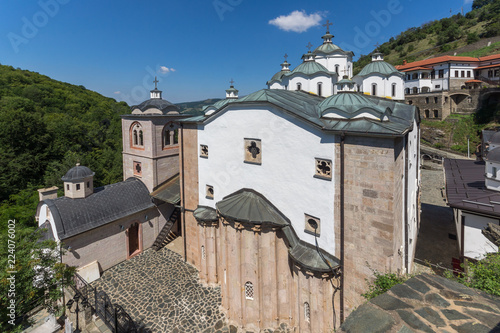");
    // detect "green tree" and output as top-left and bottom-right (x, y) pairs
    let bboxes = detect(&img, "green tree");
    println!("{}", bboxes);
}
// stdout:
(473, 0), (495, 10)
(467, 32), (480, 44)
